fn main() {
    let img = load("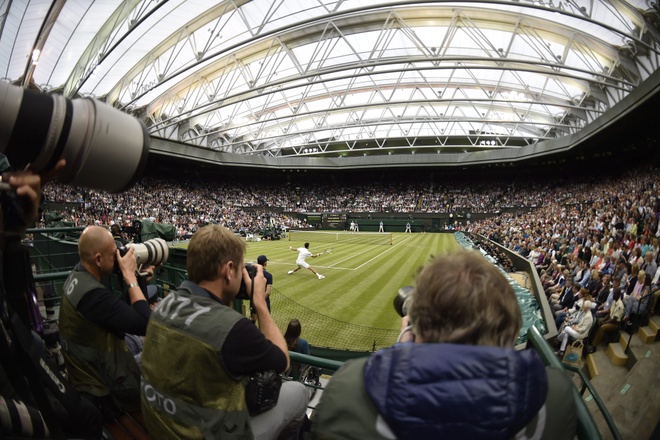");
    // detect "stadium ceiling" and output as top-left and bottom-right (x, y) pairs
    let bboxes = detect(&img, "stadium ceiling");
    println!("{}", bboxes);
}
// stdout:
(2, 0), (660, 168)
